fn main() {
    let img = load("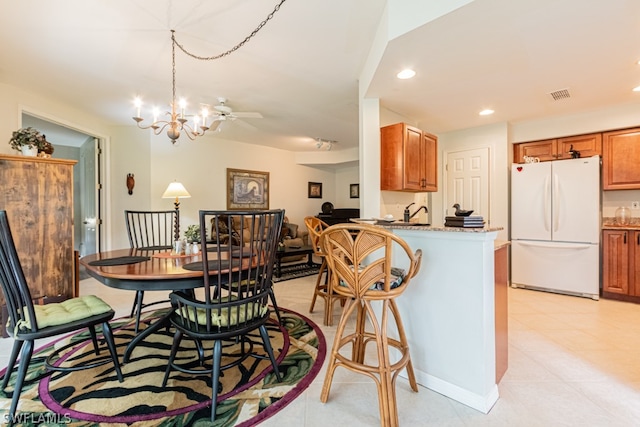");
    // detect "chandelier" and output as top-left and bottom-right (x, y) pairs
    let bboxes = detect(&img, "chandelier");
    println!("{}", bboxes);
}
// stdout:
(132, 0), (287, 144)
(133, 31), (209, 144)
